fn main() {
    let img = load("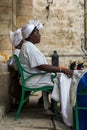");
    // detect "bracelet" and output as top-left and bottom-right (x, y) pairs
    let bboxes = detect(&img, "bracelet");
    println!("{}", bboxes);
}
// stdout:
(59, 68), (62, 72)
